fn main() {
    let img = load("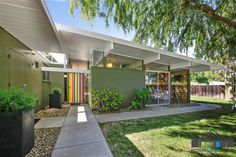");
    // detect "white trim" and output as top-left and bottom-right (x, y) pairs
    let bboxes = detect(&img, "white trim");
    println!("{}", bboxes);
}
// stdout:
(42, 67), (90, 73)
(189, 65), (210, 72)
(40, 1), (69, 66)
(170, 61), (191, 70)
